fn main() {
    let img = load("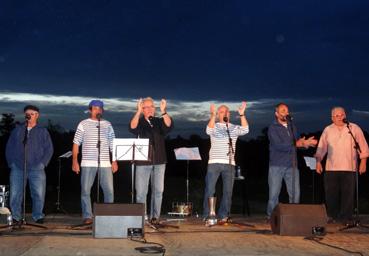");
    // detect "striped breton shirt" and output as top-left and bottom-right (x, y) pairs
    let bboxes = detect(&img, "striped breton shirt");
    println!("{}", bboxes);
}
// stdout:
(73, 118), (115, 167)
(206, 123), (249, 165)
